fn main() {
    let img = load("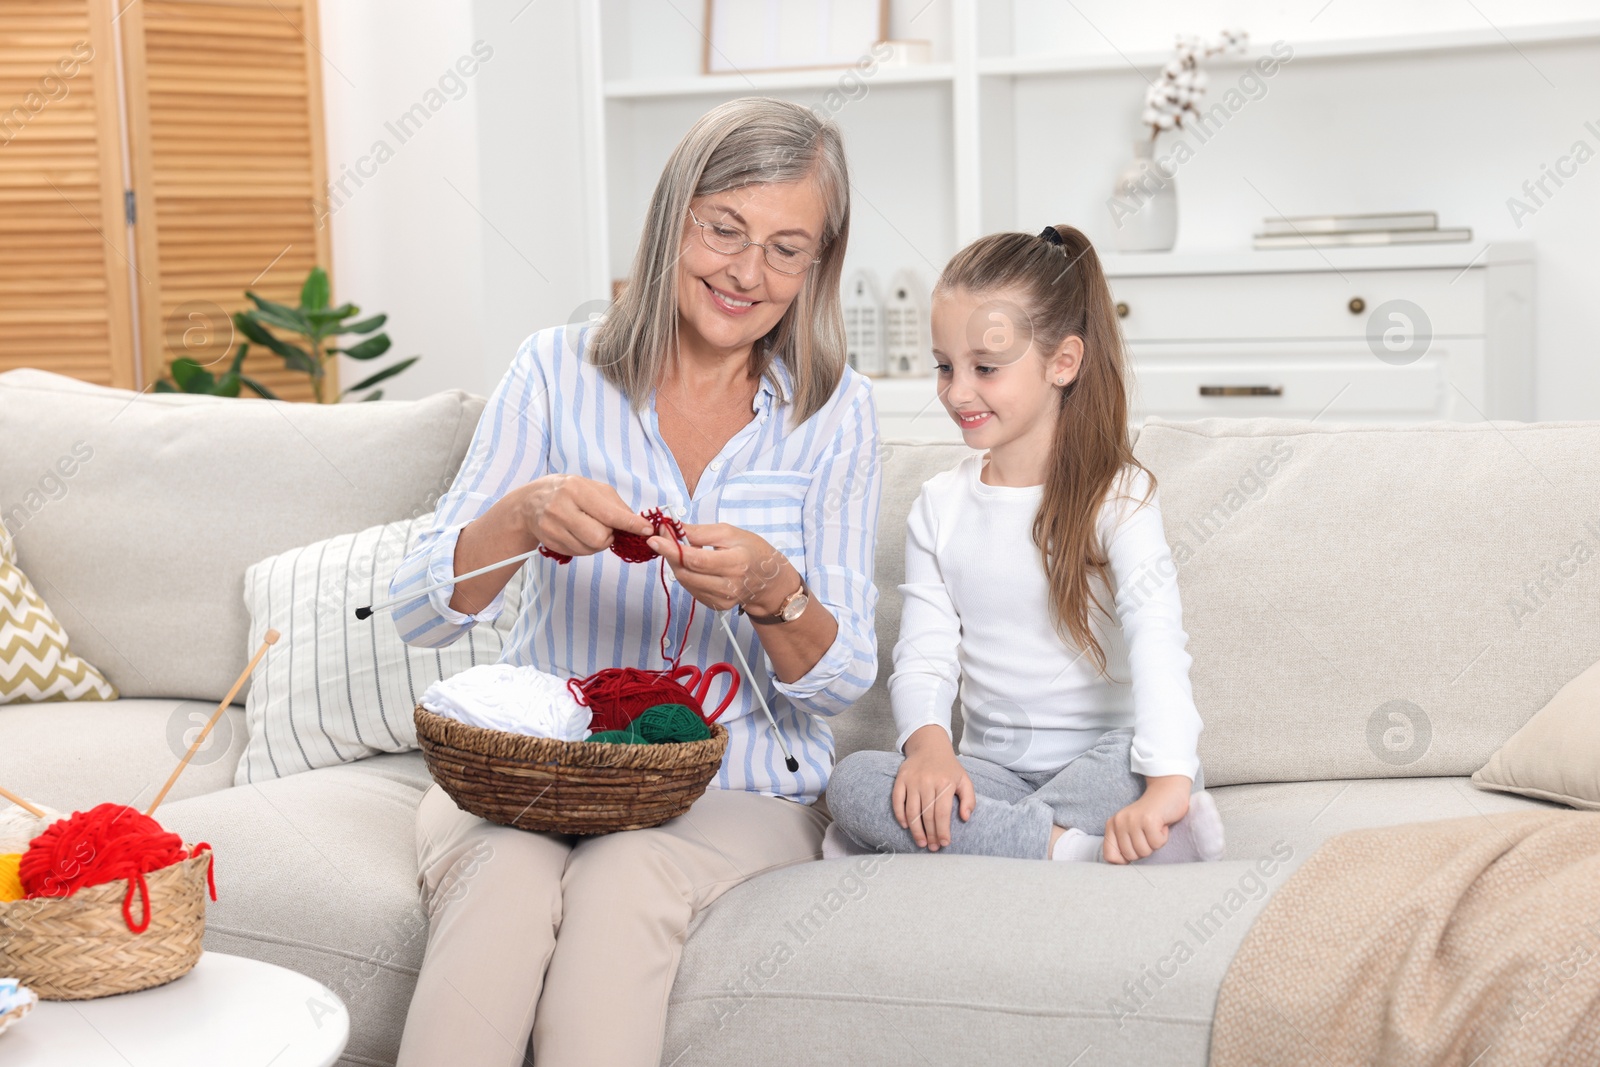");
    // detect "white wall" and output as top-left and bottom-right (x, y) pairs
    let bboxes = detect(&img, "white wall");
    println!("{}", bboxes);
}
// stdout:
(468, 0), (597, 385)
(317, 0), (492, 400)
(318, 2), (1600, 418)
